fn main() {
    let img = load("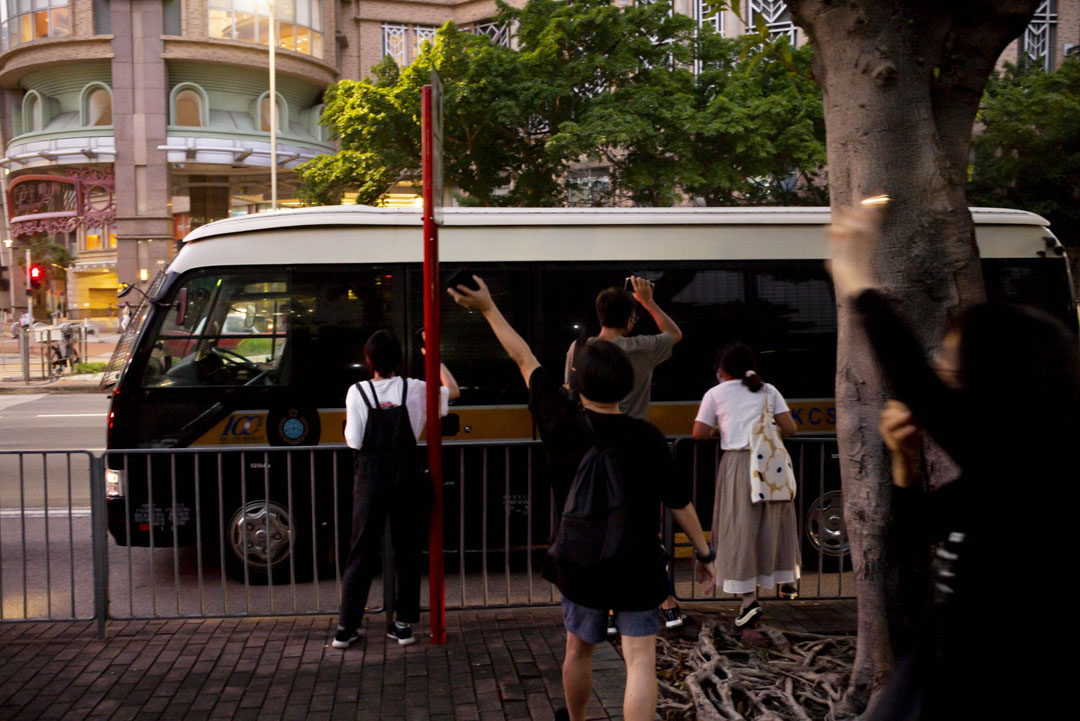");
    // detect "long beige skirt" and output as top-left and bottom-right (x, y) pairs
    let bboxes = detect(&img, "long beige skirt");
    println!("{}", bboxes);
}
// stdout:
(711, 450), (800, 595)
